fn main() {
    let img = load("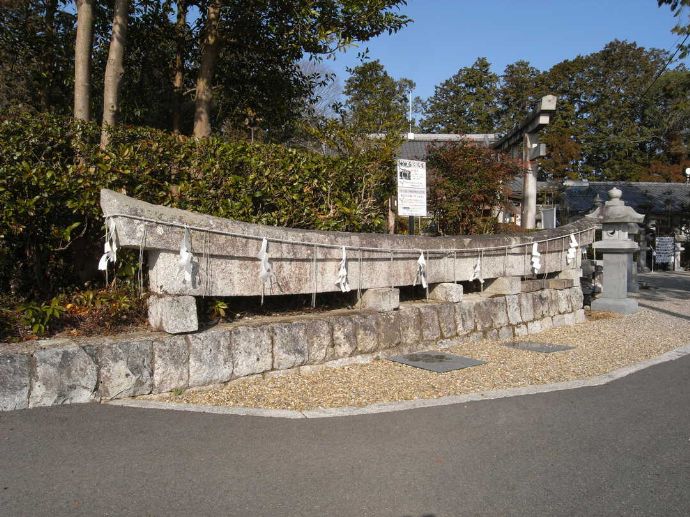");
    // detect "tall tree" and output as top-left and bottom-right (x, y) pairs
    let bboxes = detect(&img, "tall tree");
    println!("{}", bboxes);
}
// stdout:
(193, 0), (221, 139)
(73, 0), (95, 121)
(420, 57), (499, 134)
(497, 60), (541, 134)
(342, 59), (413, 134)
(100, 0), (129, 147)
(172, 0), (187, 133)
